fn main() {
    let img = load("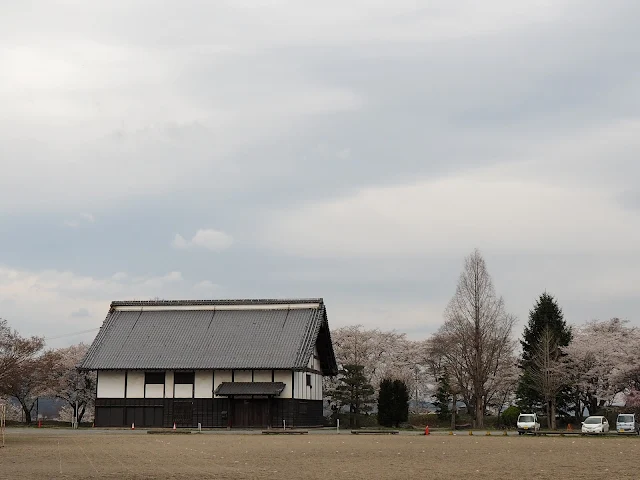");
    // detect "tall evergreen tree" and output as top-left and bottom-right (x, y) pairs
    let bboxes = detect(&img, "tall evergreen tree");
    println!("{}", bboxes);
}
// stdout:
(432, 374), (452, 421)
(329, 364), (375, 428)
(517, 293), (572, 422)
